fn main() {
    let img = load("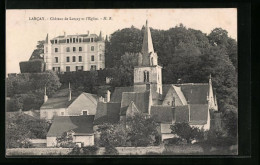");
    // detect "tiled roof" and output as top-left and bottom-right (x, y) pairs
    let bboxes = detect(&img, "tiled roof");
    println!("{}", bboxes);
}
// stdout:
(110, 86), (134, 103)
(121, 91), (150, 114)
(175, 105), (189, 123)
(47, 115), (94, 137)
(150, 105), (173, 123)
(176, 83), (209, 104)
(172, 85), (187, 105)
(40, 96), (77, 109)
(82, 93), (98, 106)
(120, 101), (139, 116)
(189, 104), (208, 125)
(93, 102), (121, 125)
